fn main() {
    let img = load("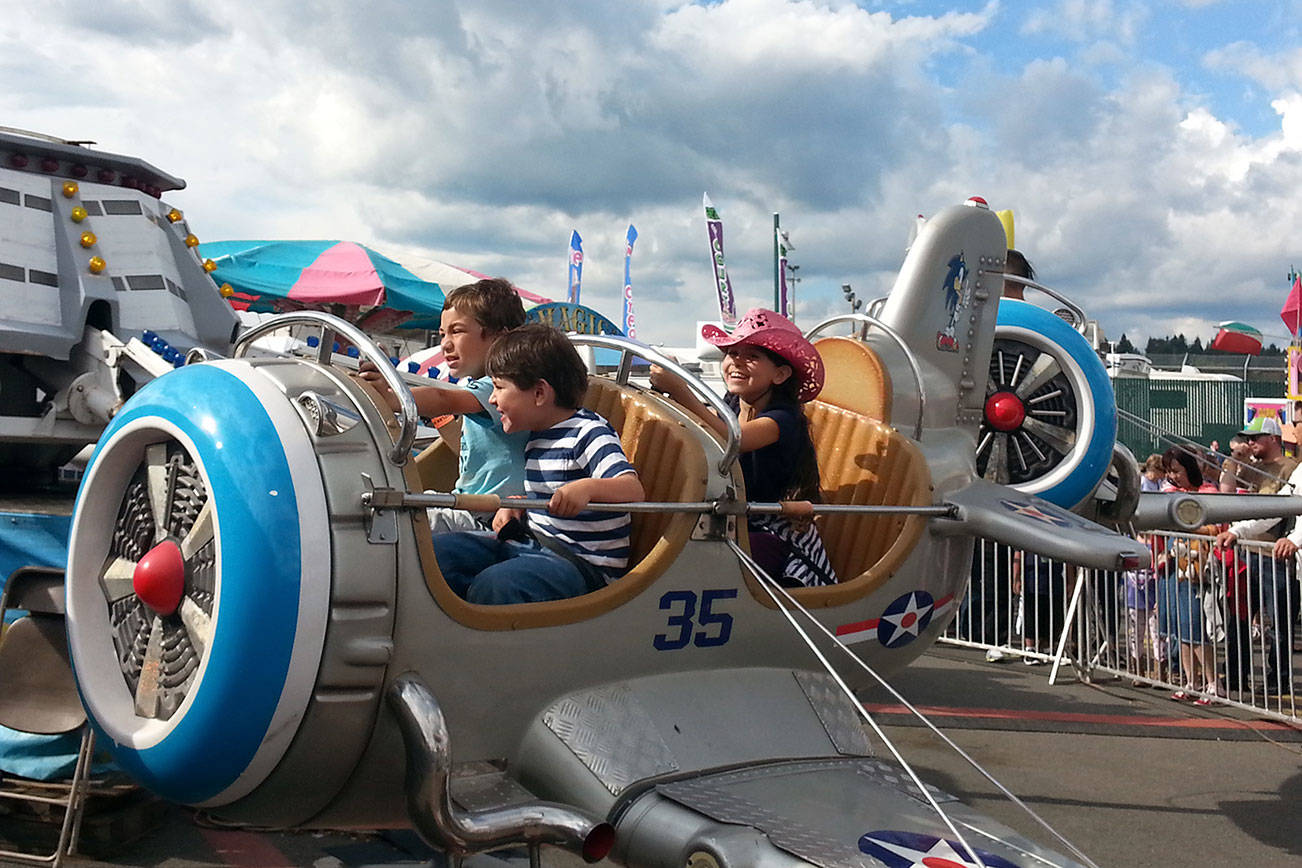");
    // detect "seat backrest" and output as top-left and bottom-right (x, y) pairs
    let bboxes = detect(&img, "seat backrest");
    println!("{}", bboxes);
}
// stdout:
(812, 336), (892, 422)
(804, 400), (929, 583)
(413, 417), (462, 493)
(583, 377), (707, 564)
(1, 566), (66, 616)
(0, 615), (85, 735)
